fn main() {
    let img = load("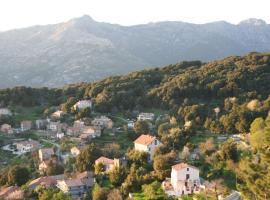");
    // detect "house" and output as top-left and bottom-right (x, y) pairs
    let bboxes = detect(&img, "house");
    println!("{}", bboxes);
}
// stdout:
(0, 186), (24, 199)
(56, 132), (65, 139)
(21, 120), (32, 132)
(79, 133), (92, 142)
(127, 120), (135, 129)
(70, 146), (81, 157)
(35, 119), (48, 129)
(73, 100), (92, 110)
(134, 134), (162, 160)
(57, 171), (94, 199)
(137, 113), (155, 121)
(91, 116), (113, 129)
(0, 108), (12, 116)
(39, 148), (55, 162)
(224, 191), (241, 200)
(14, 140), (40, 153)
(66, 120), (85, 136)
(47, 121), (61, 132)
(0, 124), (13, 134)
(95, 156), (120, 172)
(162, 163), (204, 197)
(39, 160), (59, 174)
(51, 110), (64, 119)
(82, 126), (101, 138)
(28, 176), (57, 191)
